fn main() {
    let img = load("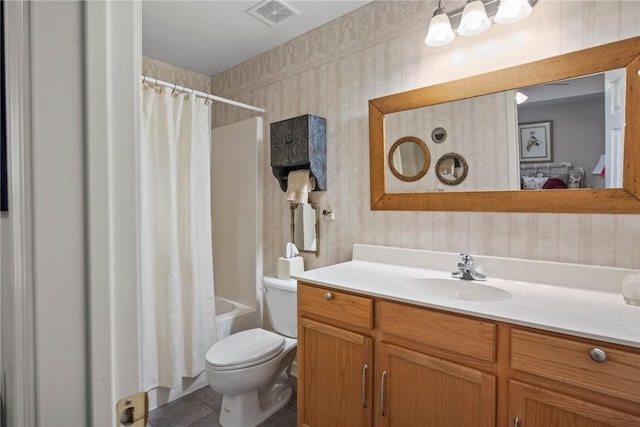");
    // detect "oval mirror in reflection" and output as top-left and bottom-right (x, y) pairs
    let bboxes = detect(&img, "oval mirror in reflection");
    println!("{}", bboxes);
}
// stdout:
(431, 127), (447, 143)
(436, 153), (468, 185)
(388, 136), (431, 182)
